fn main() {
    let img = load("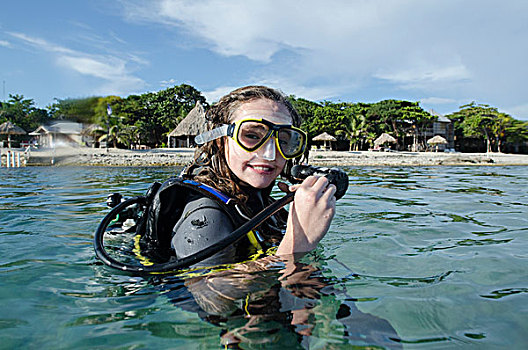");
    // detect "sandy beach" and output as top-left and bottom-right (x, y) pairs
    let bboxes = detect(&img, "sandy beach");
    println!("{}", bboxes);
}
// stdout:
(4, 146), (527, 167)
